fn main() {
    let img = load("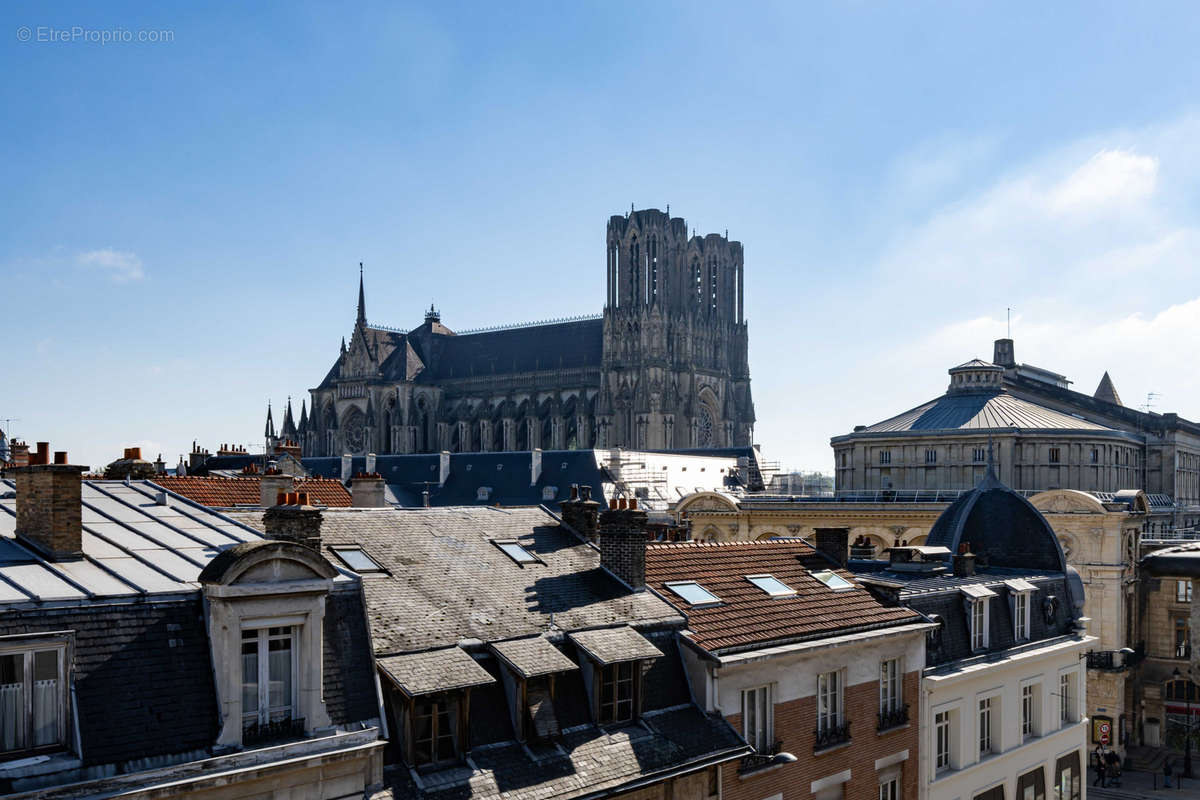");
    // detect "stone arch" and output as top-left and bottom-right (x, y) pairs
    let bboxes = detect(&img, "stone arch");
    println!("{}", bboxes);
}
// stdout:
(675, 490), (738, 518)
(340, 405), (367, 455)
(694, 387), (719, 447)
(697, 525), (722, 543)
(199, 540), (338, 586)
(1029, 489), (1107, 515)
(907, 533), (928, 547)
